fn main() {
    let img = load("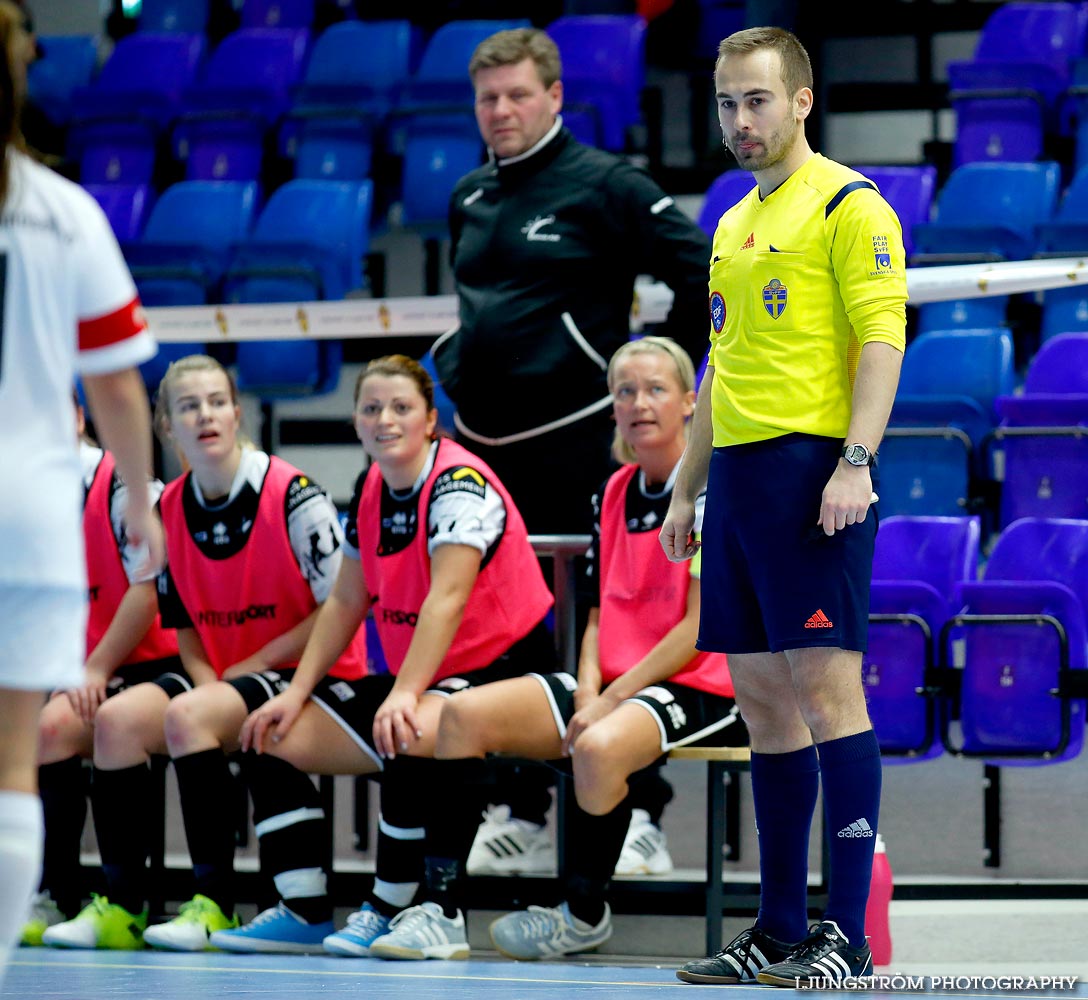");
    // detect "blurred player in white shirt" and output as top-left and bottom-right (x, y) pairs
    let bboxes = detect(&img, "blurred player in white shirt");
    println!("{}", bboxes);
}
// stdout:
(0, 4), (160, 982)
